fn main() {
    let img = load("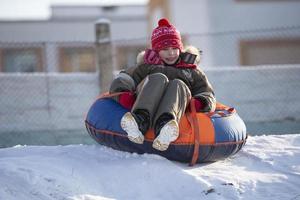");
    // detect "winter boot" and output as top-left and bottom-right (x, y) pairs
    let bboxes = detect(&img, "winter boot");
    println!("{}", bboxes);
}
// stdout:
(152, 119), (179, 151)
(121, 112), (144, 144)
(132, 109), (150, 135)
